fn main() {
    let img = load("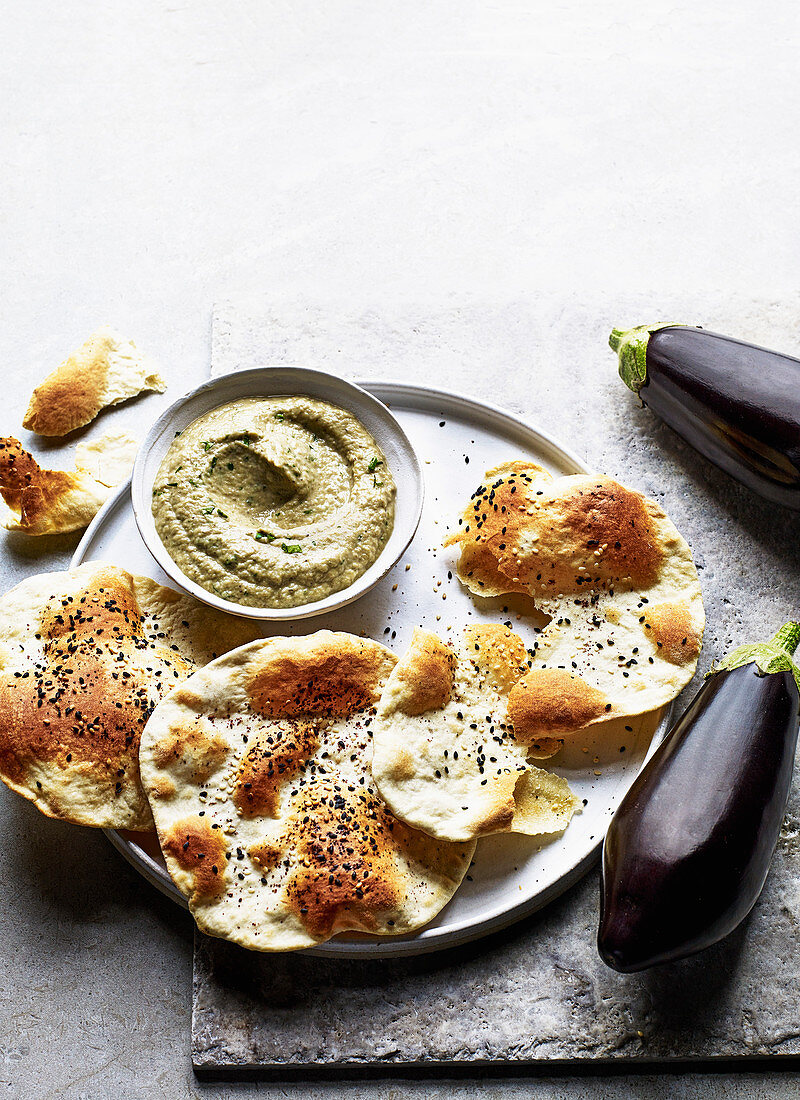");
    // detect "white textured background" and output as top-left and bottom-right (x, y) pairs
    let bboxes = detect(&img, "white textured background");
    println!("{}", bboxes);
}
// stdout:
(2, 1), (800, 1096)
